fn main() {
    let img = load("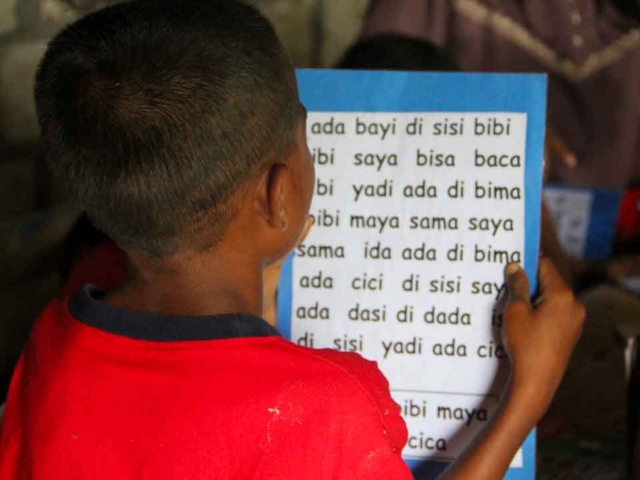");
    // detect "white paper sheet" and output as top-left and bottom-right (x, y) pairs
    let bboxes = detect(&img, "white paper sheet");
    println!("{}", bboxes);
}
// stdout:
(290, 112), (526, 464)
